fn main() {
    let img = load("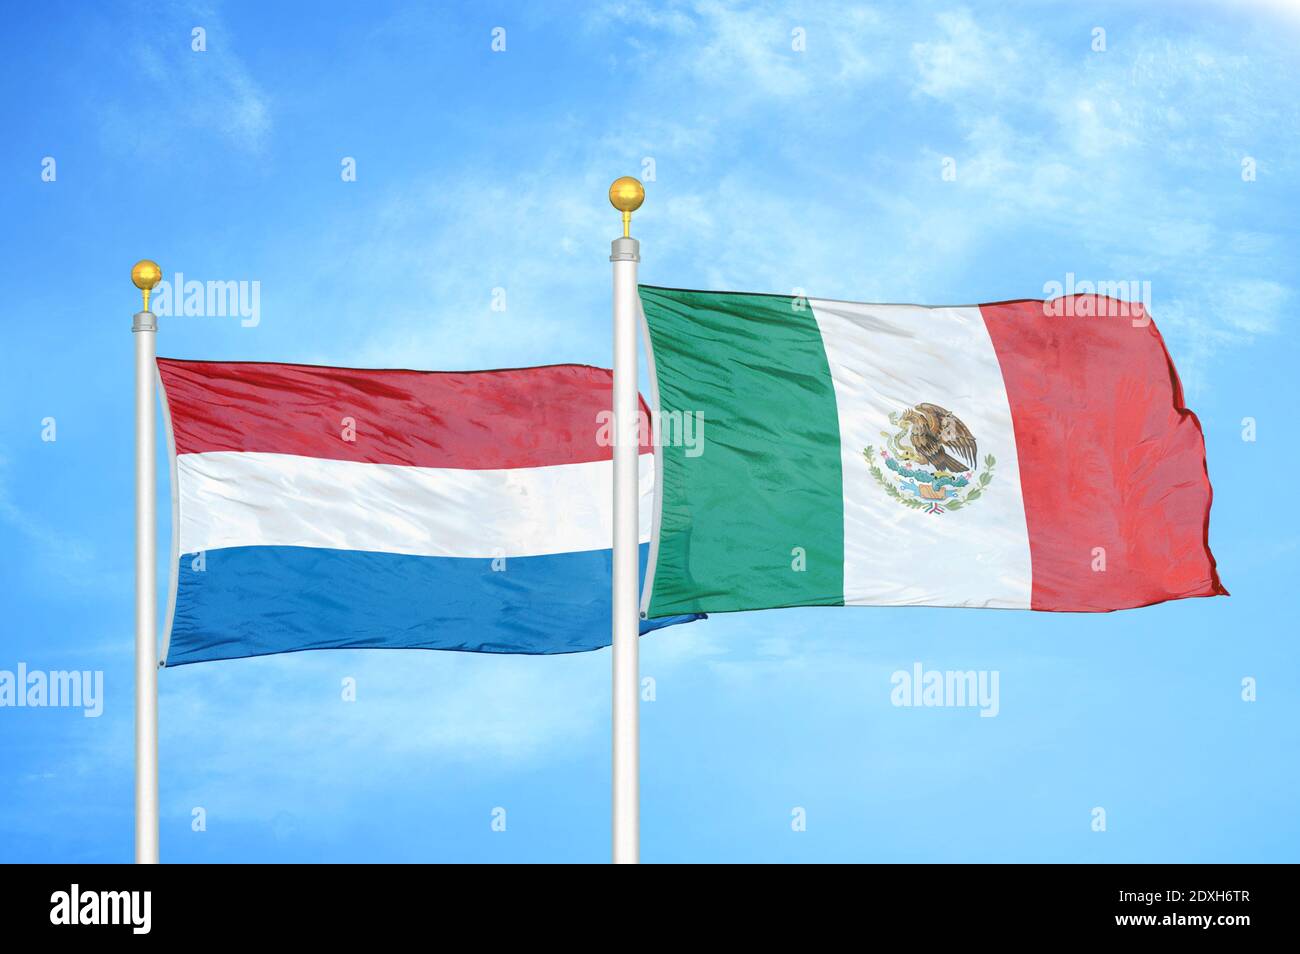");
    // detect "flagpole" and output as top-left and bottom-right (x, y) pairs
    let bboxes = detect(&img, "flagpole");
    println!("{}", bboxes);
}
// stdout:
(609, 177), (644, 864)
(131, 260), (162, 864)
